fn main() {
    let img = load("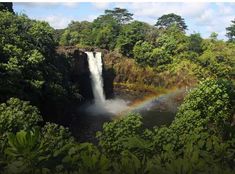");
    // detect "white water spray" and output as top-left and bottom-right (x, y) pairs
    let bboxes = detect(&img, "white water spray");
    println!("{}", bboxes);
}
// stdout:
(86, 52), (105, 104)
(85, 52), (129, 115)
